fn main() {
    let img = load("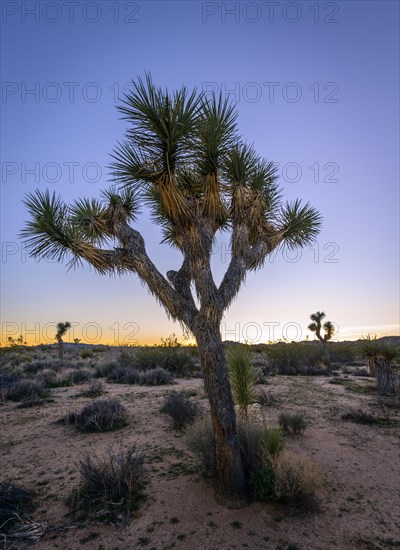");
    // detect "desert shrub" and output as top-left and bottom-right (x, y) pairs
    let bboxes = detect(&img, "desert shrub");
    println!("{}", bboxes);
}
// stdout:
(94, 361), (118, 378)
(254, 388), (279, 406)
(35, 369), (57, 387)
(40, 368), (92, 388)
(279, 412), (307, 434)
(5, 380), (49, 402)
(353, 367), (371, 377)
(0, 482), (36, 533)
(68, 445), (145, 524)
(0, 371), (23, 390)
(137, 366), (174, 386)
(132, 347), (196, 376)
(250, 459), (276, 502)
(24, 358), (71, 374)
(329, 343), (355, 365)
(17, 397), (47, 408)
(265, 343), (325, 375)
(84, 380), (105, 397)
(161, 392), (202, 429)
(69, 369), (92, 385)
(94, 346), (108, 353)
(63, 399), (128, 432)
(37, 344), (53, 352)
(227, 345), (256, 420)
(81, 350), (94, 359)
(274, 451), (323, 512)
(254, 370), (270, 385)
(107, 366), (139, 384)
(160, 348), (197, 376)
(118, 351), (137, 368)
(236, 422), (265, 476)
(185, 416), (216, 477)
(341, 408), (378, 425)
